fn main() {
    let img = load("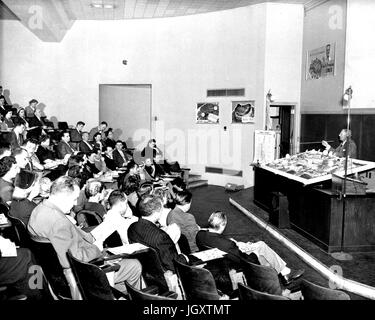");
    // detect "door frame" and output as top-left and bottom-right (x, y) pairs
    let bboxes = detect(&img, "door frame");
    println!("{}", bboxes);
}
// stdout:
(99, 83), (153, 143)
